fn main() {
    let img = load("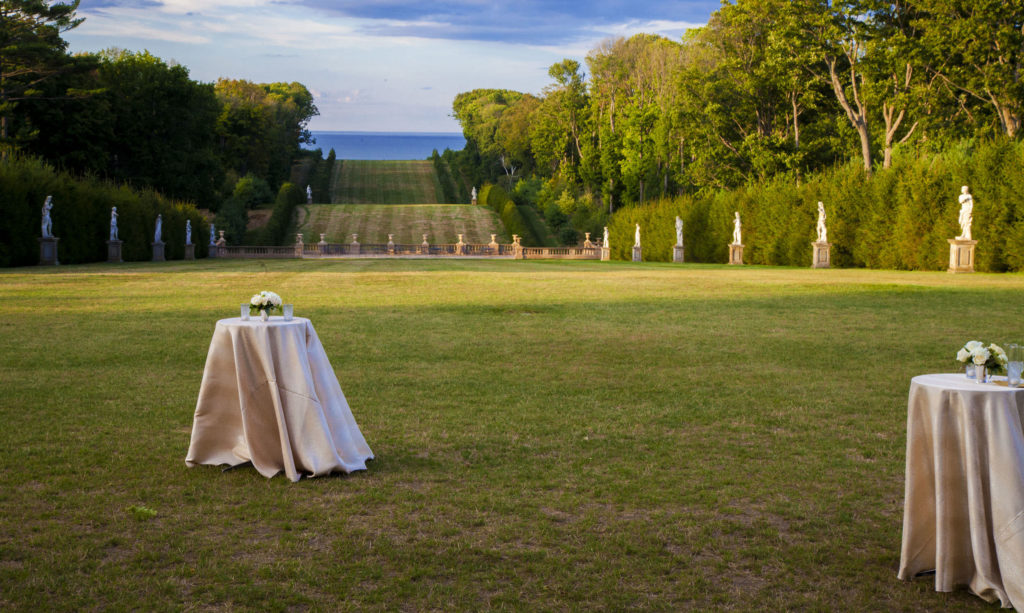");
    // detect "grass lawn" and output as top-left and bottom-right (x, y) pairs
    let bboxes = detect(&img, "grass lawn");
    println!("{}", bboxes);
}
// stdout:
(334, 160), (443, 204)
(294, 203), (508, 244)
(2, 259), (1022, 610)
